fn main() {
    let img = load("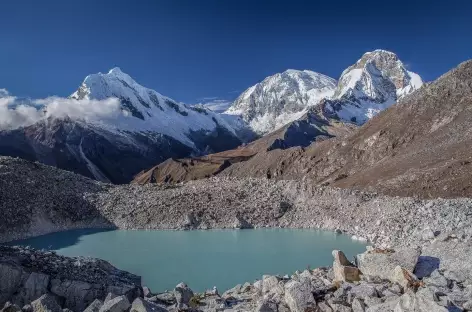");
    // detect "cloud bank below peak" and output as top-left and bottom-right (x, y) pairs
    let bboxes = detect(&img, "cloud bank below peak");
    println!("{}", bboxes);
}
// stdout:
(0, 89), (123, 131)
